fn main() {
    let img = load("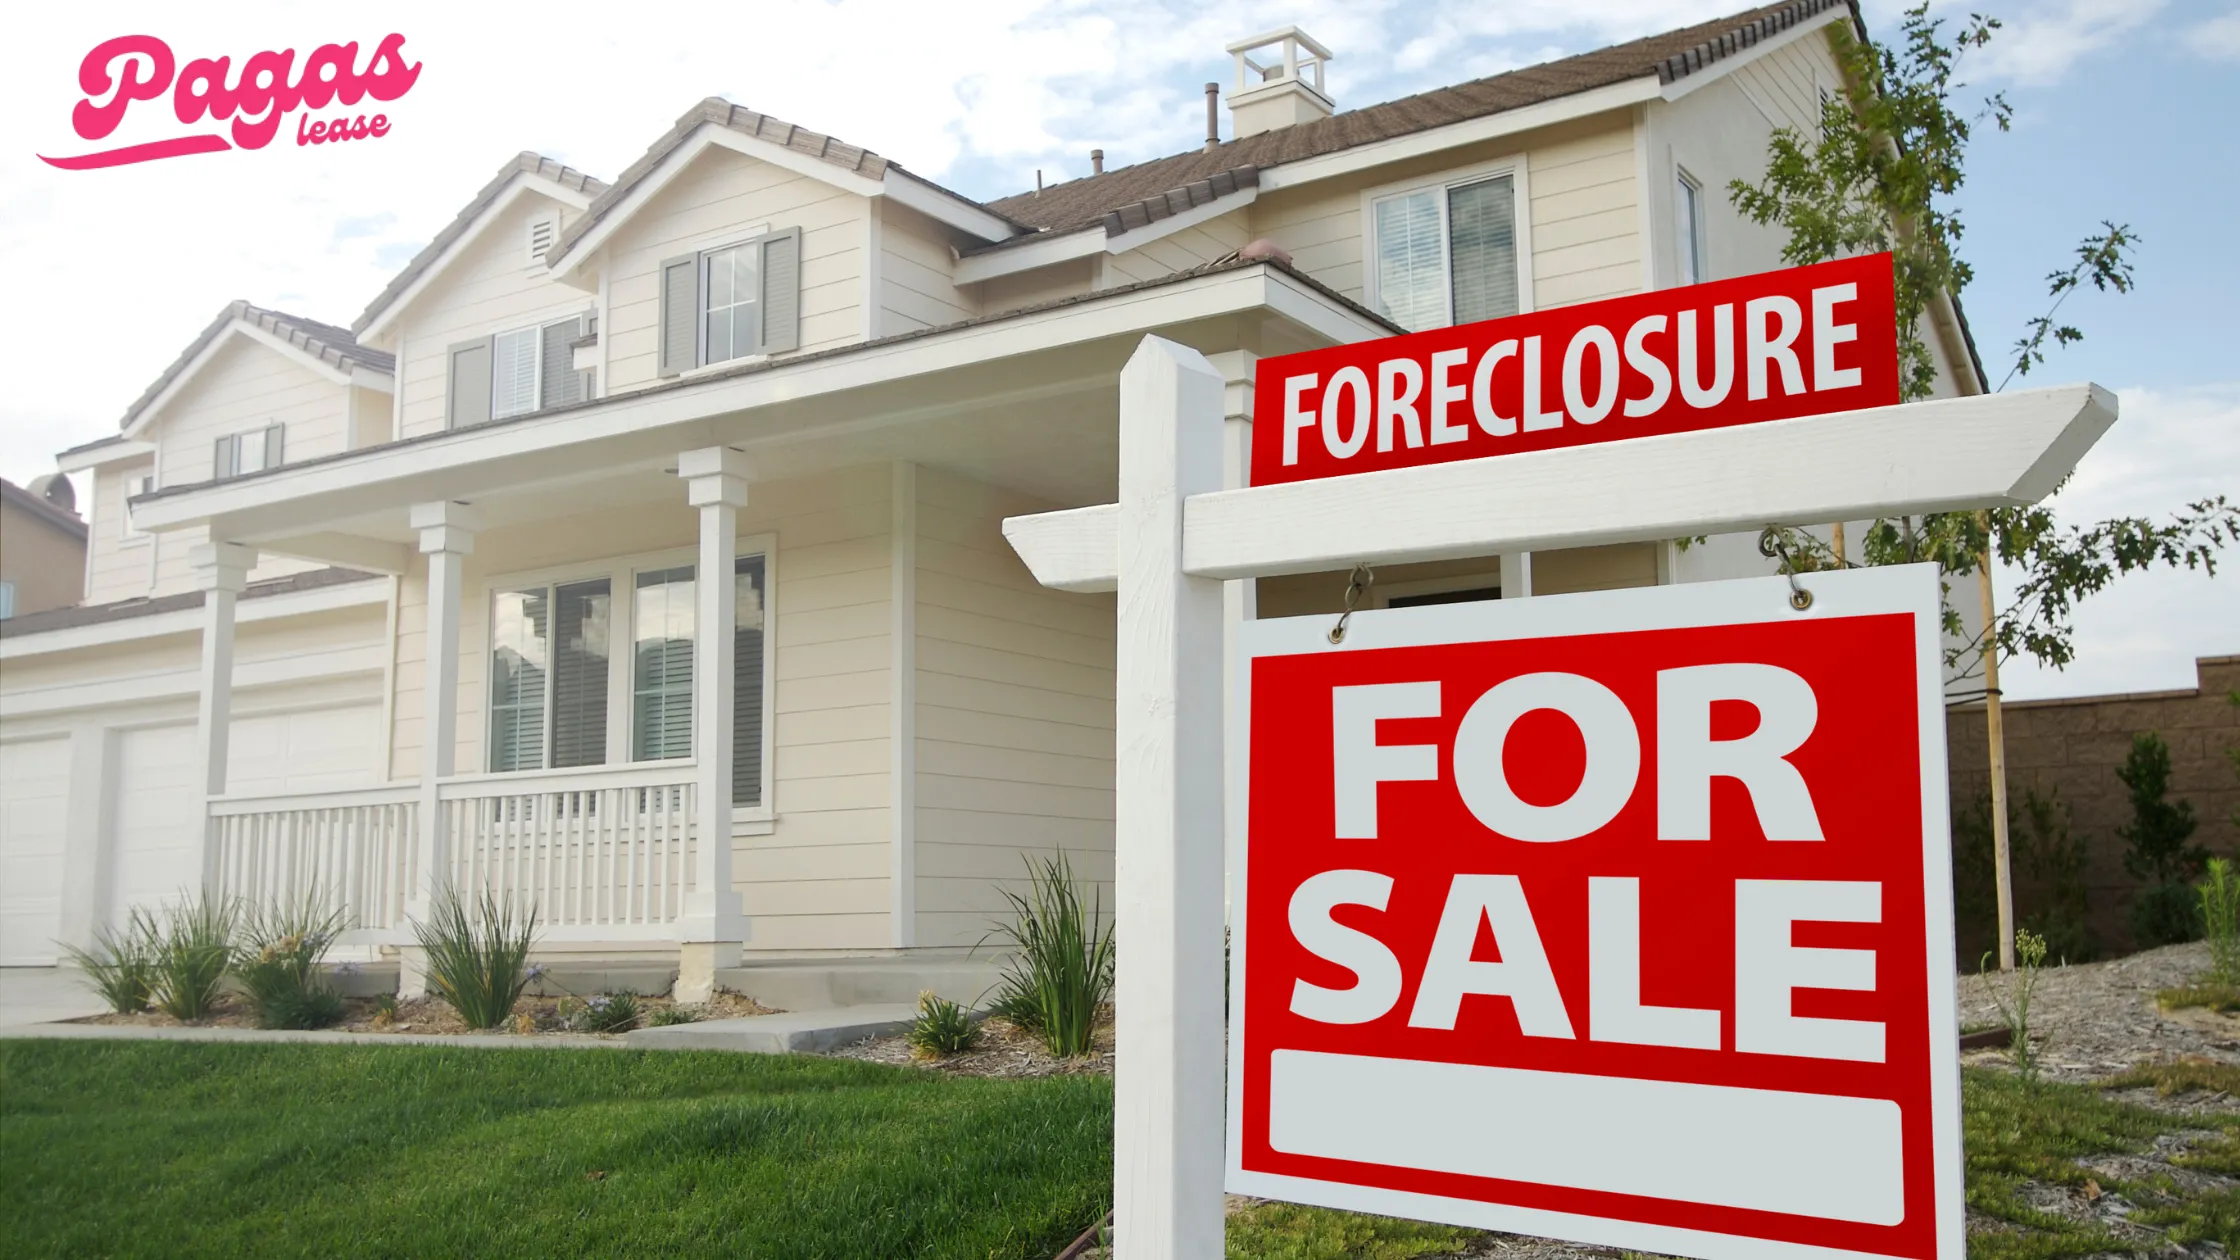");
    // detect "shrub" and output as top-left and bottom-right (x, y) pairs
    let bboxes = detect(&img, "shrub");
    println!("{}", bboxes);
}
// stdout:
(2133, 882), (2204, 949)
(236, 899), (347, 1030)
(62, 920), (156, 1014)
(2204, 858), (2240, 984)
(2121, 732), (2206, 884)
(982, 853), (1114, 1057)
(907, 991), (980, 1057)
(142, 896), (239, 1021)
(647, 1006), (701, 1027)
(411, 886), (538, 1030)
(569, 992), (641, 1034)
